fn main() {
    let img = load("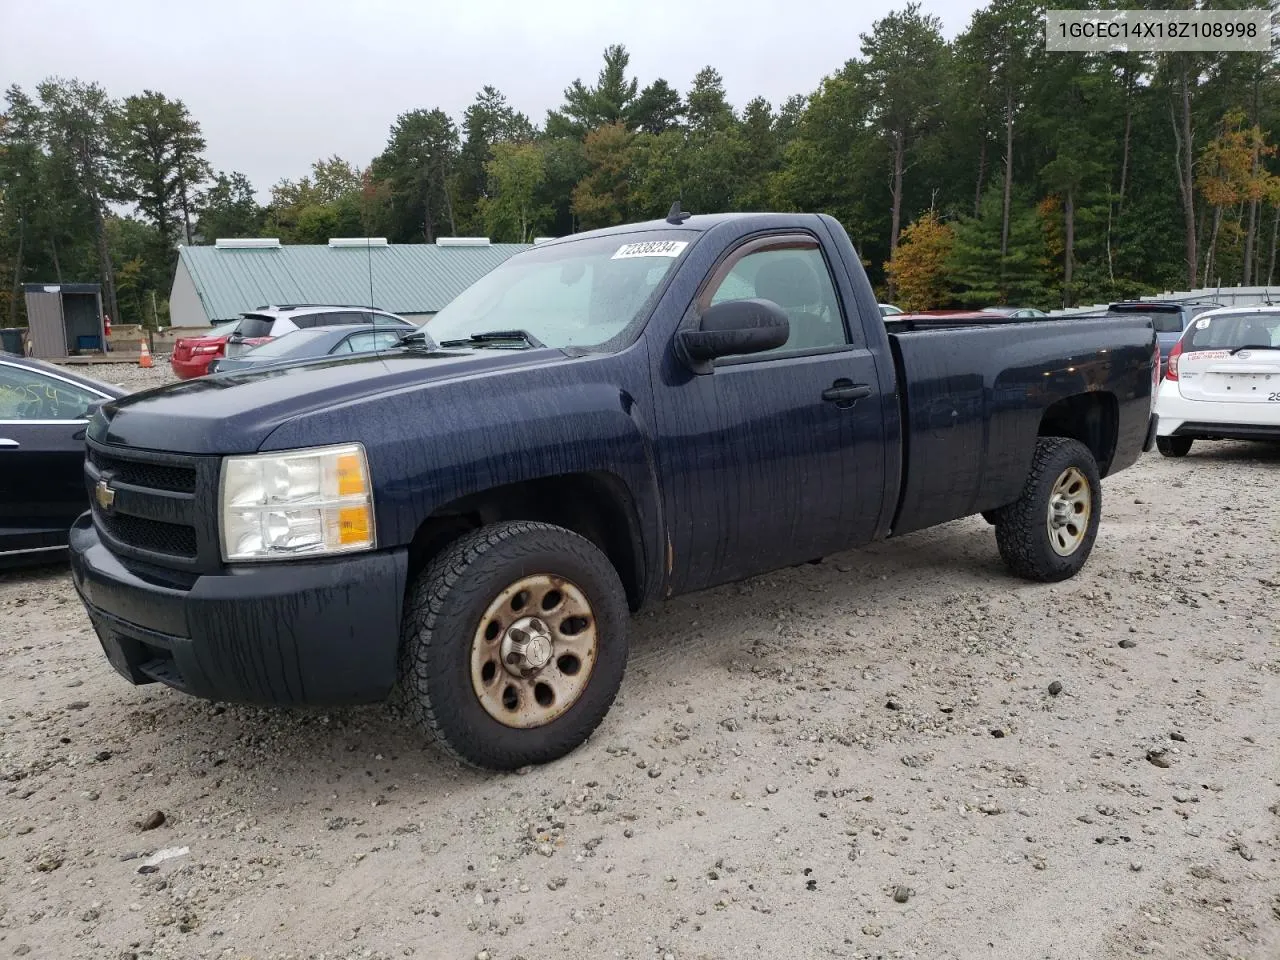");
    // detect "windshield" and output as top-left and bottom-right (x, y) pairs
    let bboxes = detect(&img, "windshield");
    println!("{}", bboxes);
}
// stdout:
(1108, 303), (1184, 333)
(237, 314), (275, 339)
(1183, 312), (1280, 351)
(208, 320), (241, 338)
(422, 231), (693, 350)
(240, 328), (330, 359)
